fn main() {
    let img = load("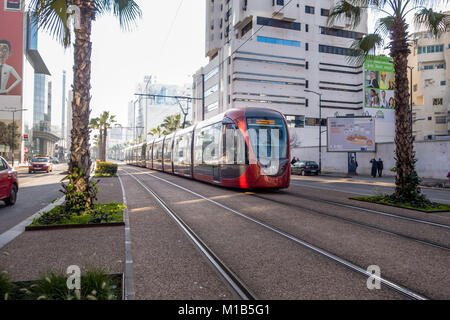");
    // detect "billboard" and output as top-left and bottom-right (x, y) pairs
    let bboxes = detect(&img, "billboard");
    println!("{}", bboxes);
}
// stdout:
(327, 117), (375, 152)
(363, 55), (395, 123)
